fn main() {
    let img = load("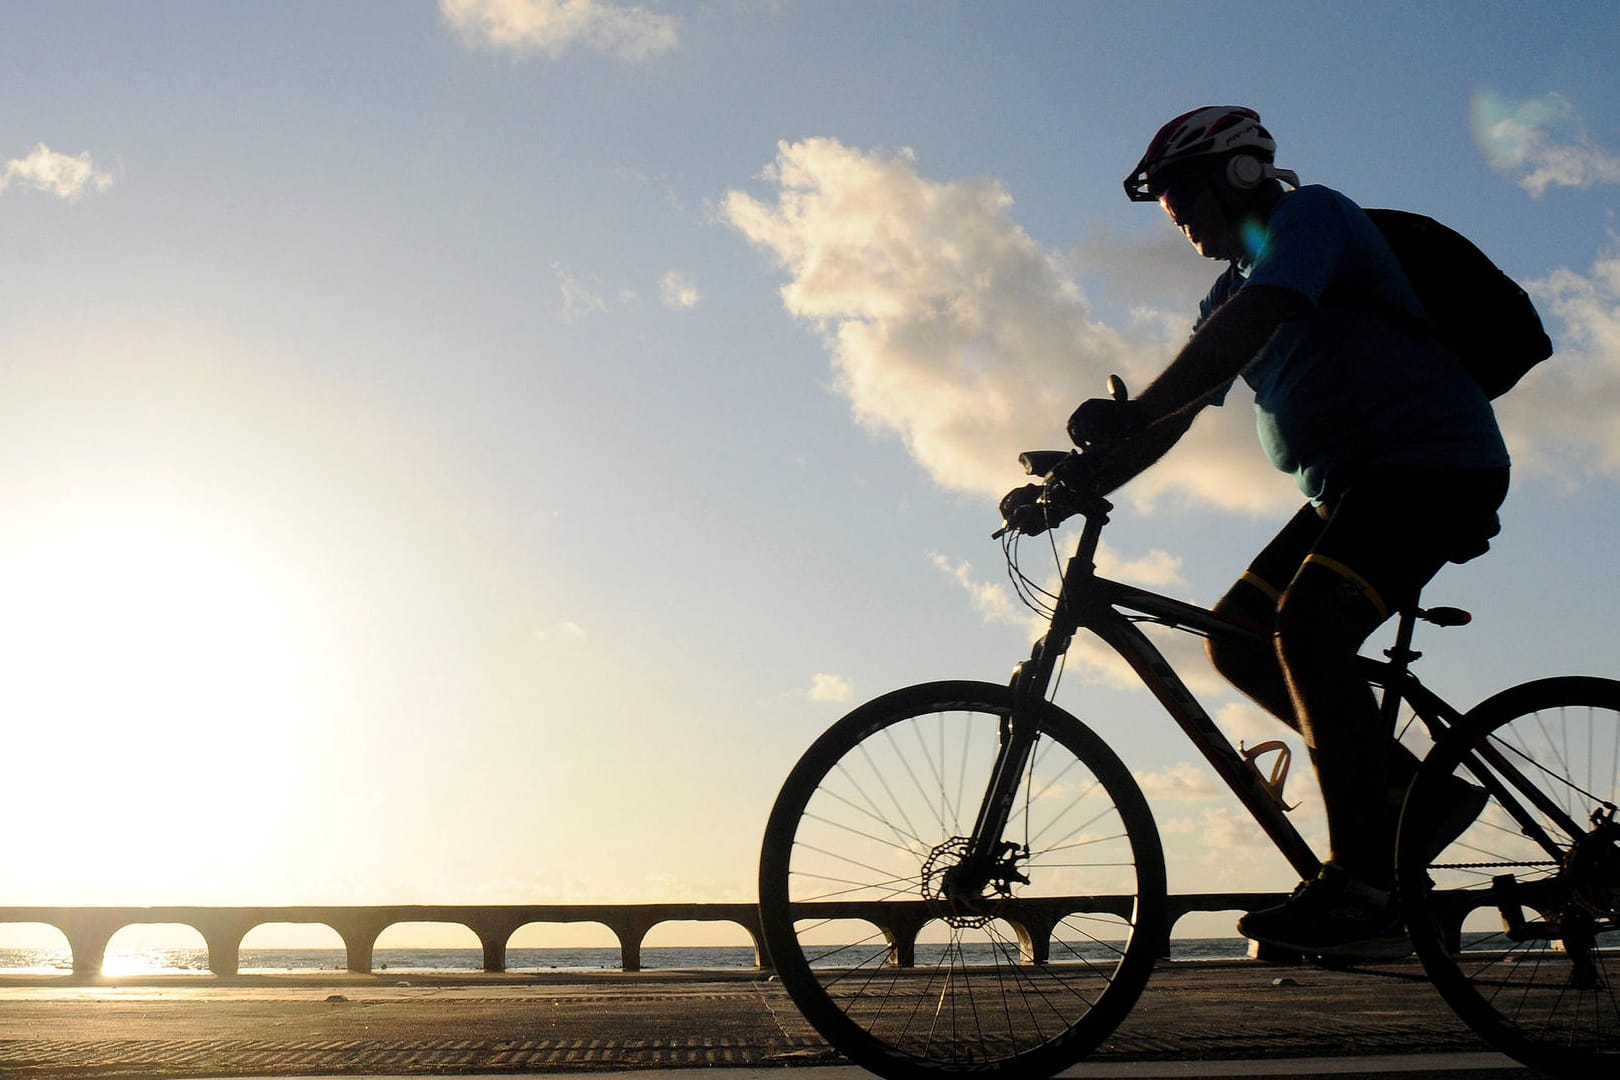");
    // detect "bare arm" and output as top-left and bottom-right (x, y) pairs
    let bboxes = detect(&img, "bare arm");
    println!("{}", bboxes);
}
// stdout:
(1082, 283), (1308, 495)
(1087, 407), (1199, 496)
(1134, 283), (1310, 424)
